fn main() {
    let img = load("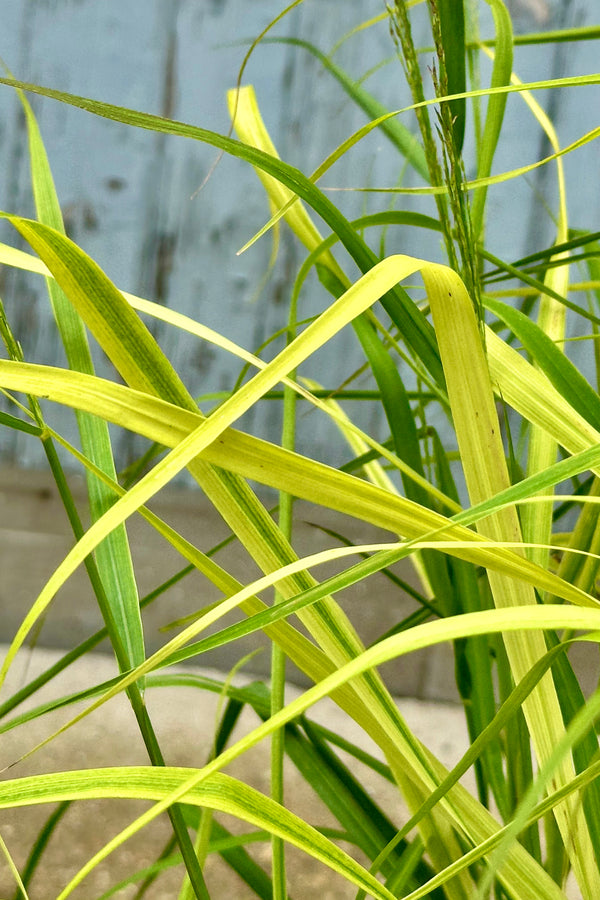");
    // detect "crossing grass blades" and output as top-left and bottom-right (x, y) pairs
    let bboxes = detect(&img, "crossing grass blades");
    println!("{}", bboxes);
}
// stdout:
(0, 1), (600, 898)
